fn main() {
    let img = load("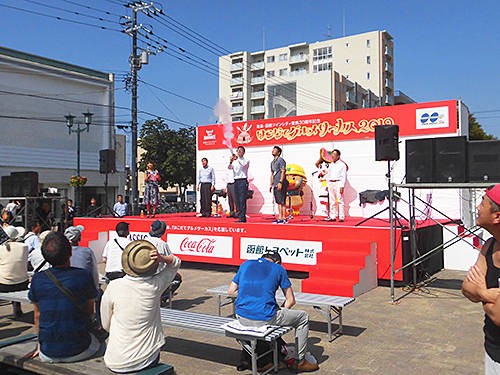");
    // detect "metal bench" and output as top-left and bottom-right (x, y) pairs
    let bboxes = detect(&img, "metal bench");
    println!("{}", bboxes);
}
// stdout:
(0, 290), (30, 304)
(160, 308), (292, 375)
(206, 284), (355, 341)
